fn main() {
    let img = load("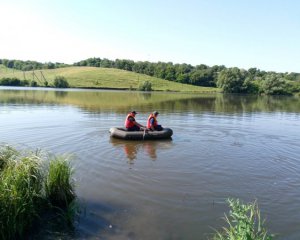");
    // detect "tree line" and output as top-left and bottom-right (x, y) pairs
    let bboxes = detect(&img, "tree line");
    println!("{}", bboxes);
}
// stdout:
(74, 58), (300, 95)
(0, 59), (68, 71)
(1, 57), (300, 94)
